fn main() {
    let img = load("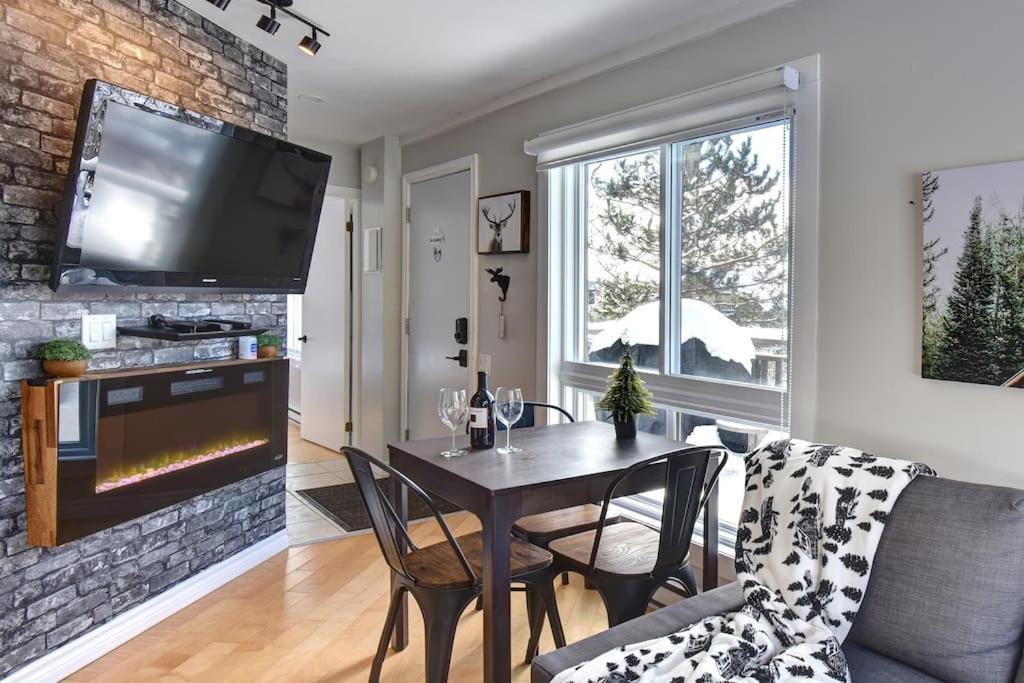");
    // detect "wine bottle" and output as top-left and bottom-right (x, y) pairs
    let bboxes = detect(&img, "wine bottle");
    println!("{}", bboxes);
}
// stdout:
(468, 370), (495, 449)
